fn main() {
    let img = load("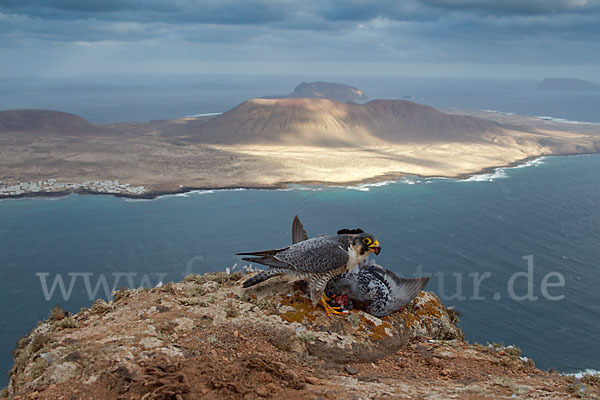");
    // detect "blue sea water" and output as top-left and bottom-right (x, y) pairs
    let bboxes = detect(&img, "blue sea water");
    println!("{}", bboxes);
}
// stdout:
(1, 154), (599, 385)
